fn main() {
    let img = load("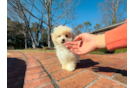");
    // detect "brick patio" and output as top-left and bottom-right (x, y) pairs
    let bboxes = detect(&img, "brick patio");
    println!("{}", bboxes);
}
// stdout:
(7, 51), (127, 88)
